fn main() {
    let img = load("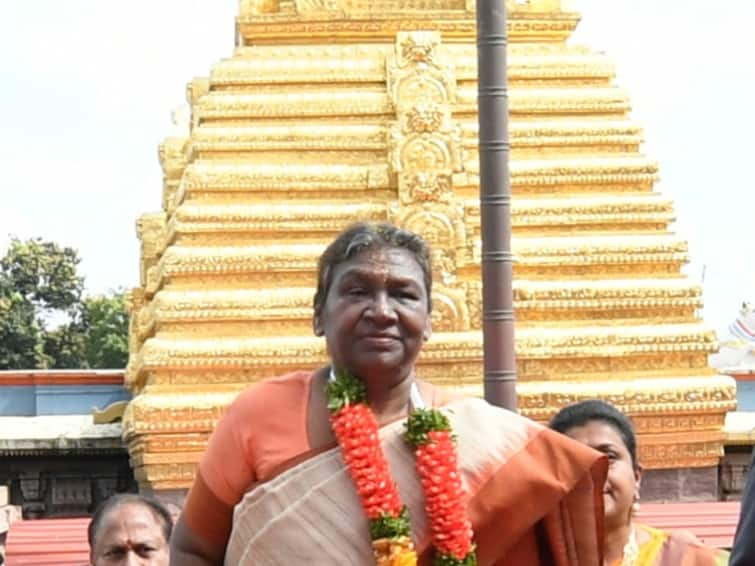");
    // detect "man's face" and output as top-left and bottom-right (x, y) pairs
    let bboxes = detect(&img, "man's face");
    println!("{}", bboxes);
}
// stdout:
(90, 503), (169, 566)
